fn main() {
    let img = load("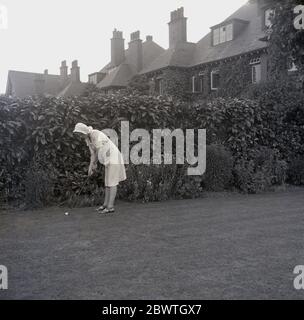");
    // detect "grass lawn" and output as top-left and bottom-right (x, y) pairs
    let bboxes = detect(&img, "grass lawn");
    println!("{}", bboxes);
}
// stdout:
(0, 189), (304, 300)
